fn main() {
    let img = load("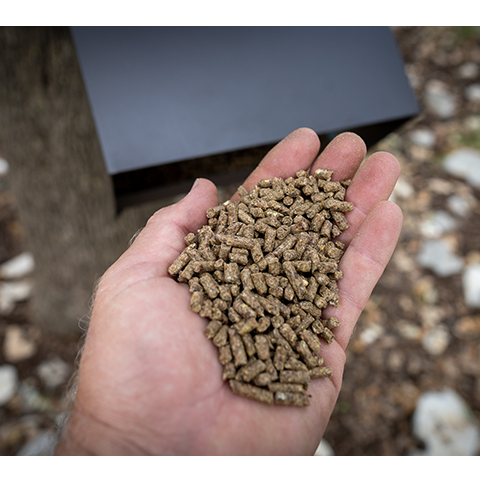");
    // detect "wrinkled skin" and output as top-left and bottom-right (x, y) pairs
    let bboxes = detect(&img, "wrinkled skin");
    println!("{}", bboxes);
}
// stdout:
(55, 129), (402, 455)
